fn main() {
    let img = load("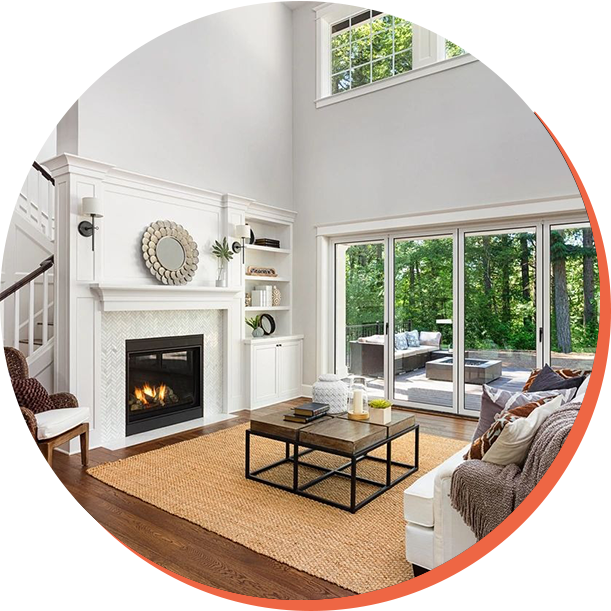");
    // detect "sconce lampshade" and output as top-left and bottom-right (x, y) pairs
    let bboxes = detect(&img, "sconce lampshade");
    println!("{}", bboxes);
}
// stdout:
(235, 224), (251, 239)
(82, 197), (104, 218)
